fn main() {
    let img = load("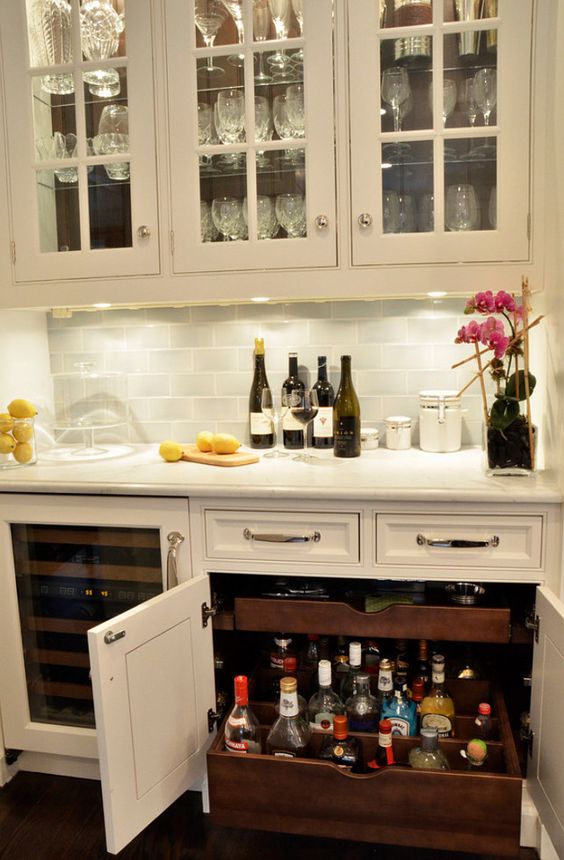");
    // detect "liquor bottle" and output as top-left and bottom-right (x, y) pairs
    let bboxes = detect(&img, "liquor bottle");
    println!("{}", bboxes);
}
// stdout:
(303, 634), (320, 668)
(281, 352), (305, 449)
(333, 354), (361, 458)
(376, 657), (394, 714)
(312, 355), (334, 448)
(273, 656), (308, 716)
(318, 715), (362, 772)
(248, 337), (274, 449)
(224, 675), (262, 754)
(419, 654), (456, 738)
(381, 679), (417, 736)
(340, 640), (362, 702)
(394, 639), (410, 685)
(411, 678), (425, 720)
(409, 727), (450, 770)
(362, 639), (381, 676)
(266, 676), (312, 758)
(367, 719), (396, 769)
(413, 638), (431, 693)
(474, 702), (492, 739)
(270, 633), (295, 671)
(346, 673), (379, 732)
(308, 659), (345, 731)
